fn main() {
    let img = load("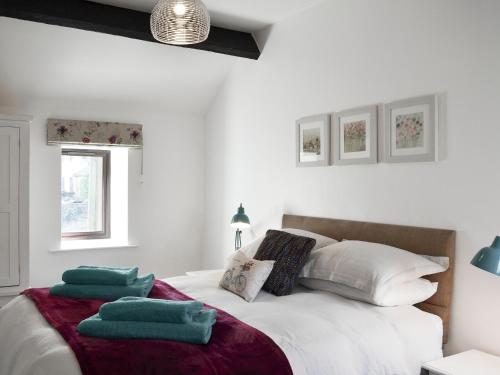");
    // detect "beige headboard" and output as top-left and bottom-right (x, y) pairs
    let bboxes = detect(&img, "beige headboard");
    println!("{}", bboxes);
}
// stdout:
(282, 214), (455, 344)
